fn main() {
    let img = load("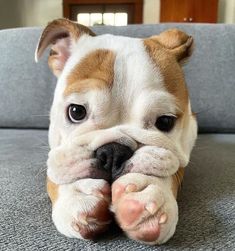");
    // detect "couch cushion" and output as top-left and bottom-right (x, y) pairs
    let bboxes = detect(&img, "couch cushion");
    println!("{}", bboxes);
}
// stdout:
(0, 129), (234, 250)
(0, 24), (235, 132)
